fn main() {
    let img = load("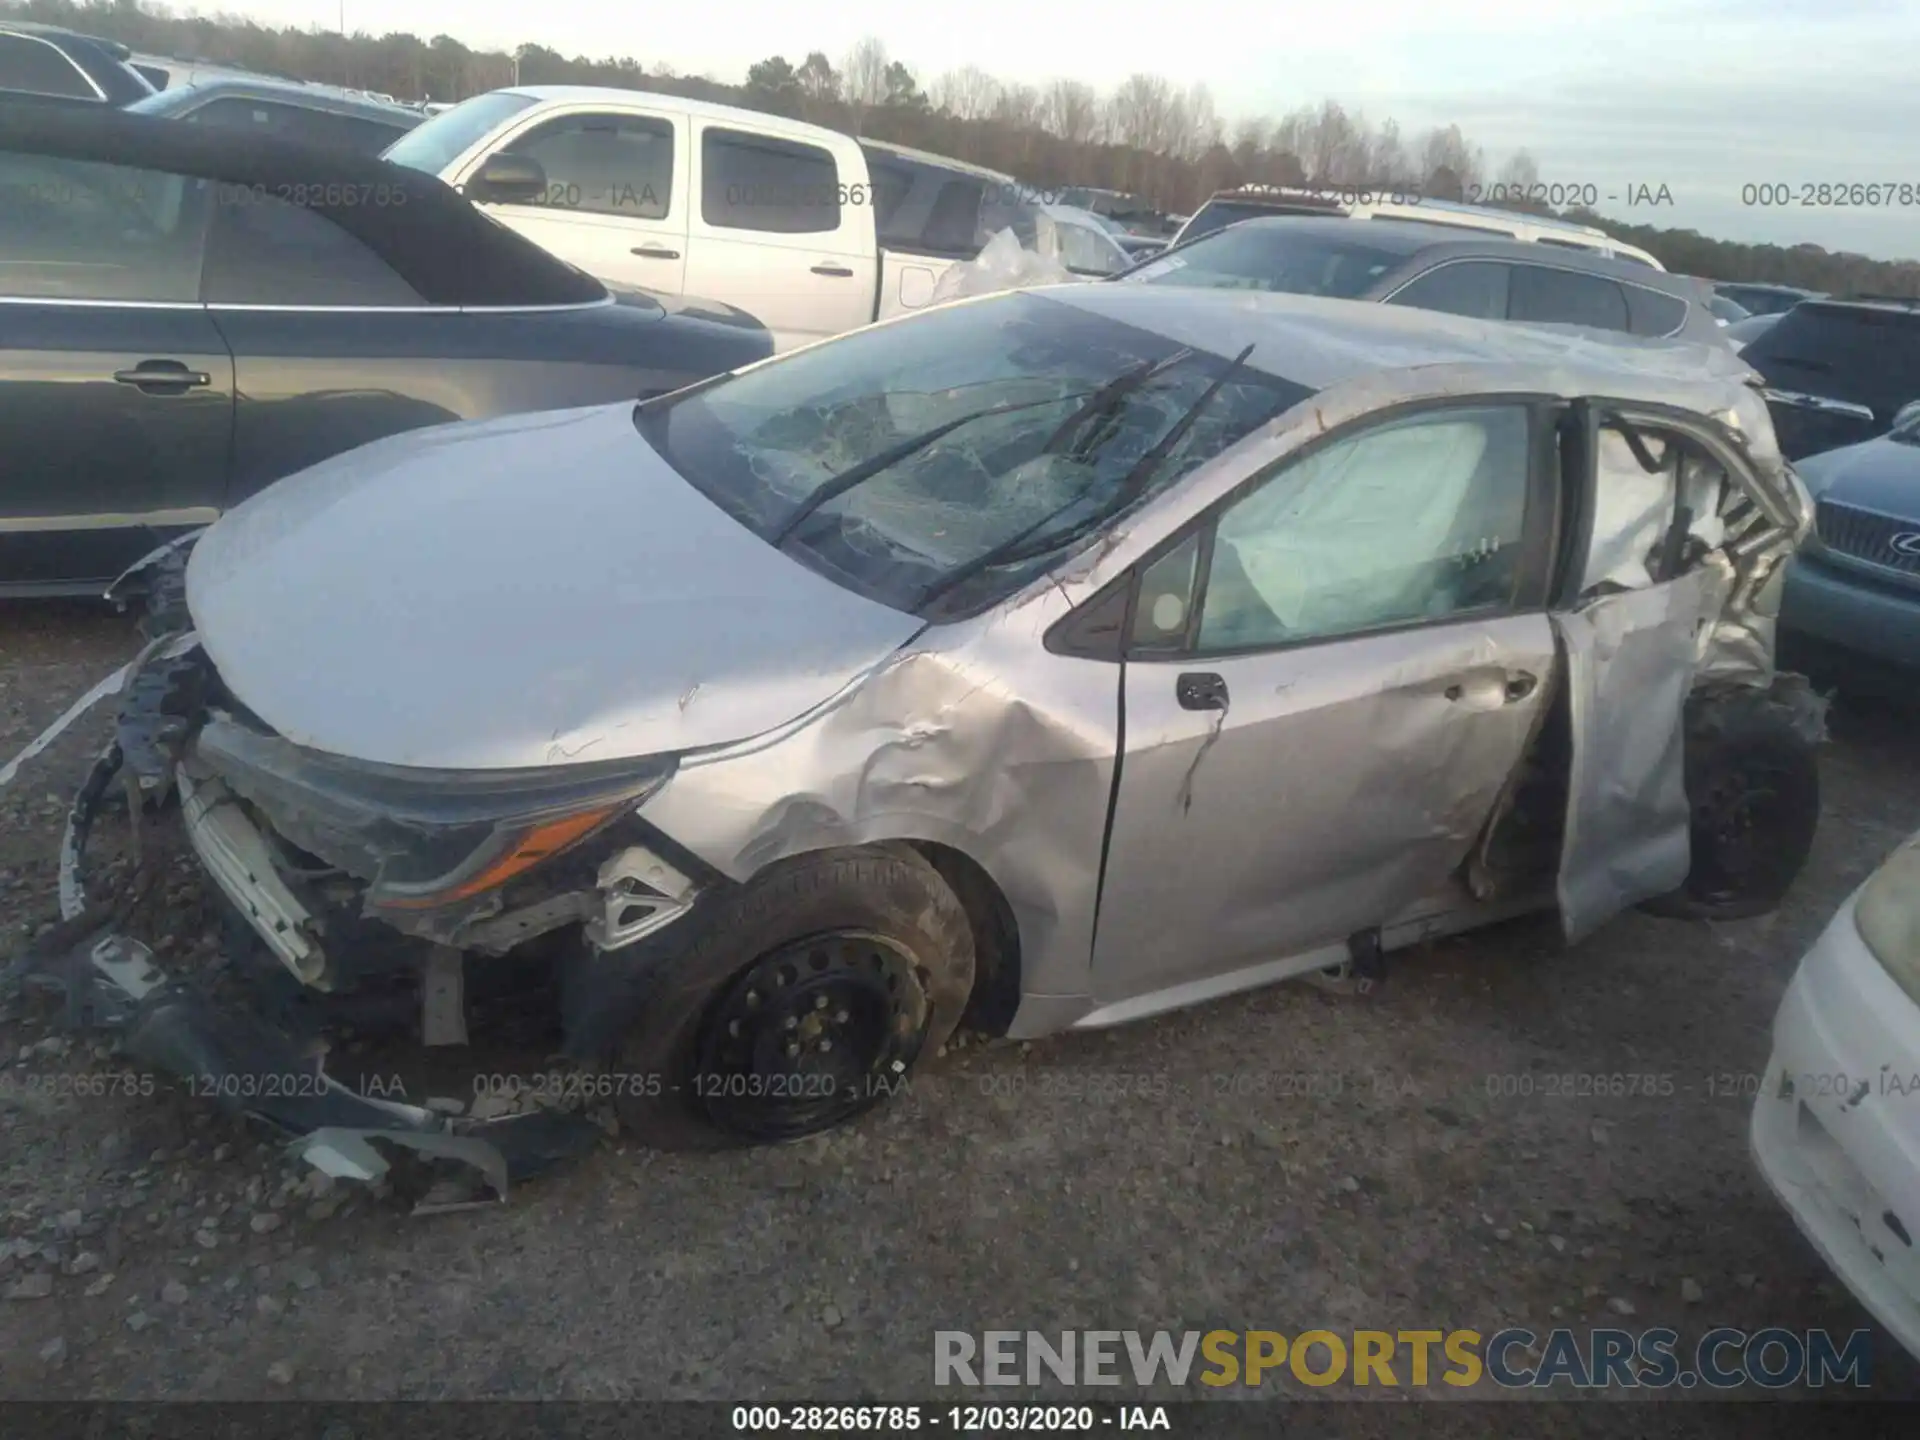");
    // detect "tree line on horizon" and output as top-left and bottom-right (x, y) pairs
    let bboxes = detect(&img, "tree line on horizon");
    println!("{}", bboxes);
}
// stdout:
(8, 0), (1916, 295)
